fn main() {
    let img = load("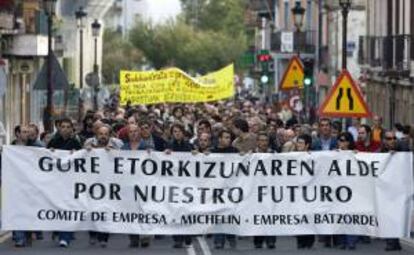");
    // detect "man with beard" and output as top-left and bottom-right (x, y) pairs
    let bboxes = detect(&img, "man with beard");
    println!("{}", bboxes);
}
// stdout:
(253, 131), (277, 249)
(13, 125), (43, 247)
(85, 125), (121, 248)
(84, 120), (123, 149)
